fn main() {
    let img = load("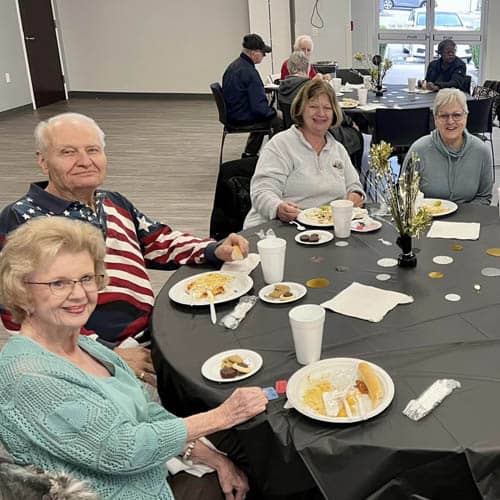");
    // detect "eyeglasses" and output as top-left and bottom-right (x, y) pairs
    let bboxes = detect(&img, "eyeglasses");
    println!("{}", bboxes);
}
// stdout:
(436, 112), (468, 122)
(25, 274), (105, 297)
